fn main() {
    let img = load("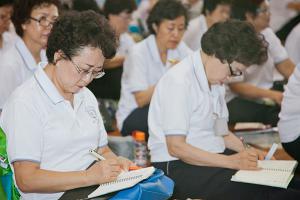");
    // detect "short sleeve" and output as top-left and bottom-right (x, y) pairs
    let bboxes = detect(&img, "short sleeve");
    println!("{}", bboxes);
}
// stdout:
(123, 49), (148, 93)
(1, 100), (43, 164)
(263, 28), (288, 64)
(159, 77), (192, 135)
